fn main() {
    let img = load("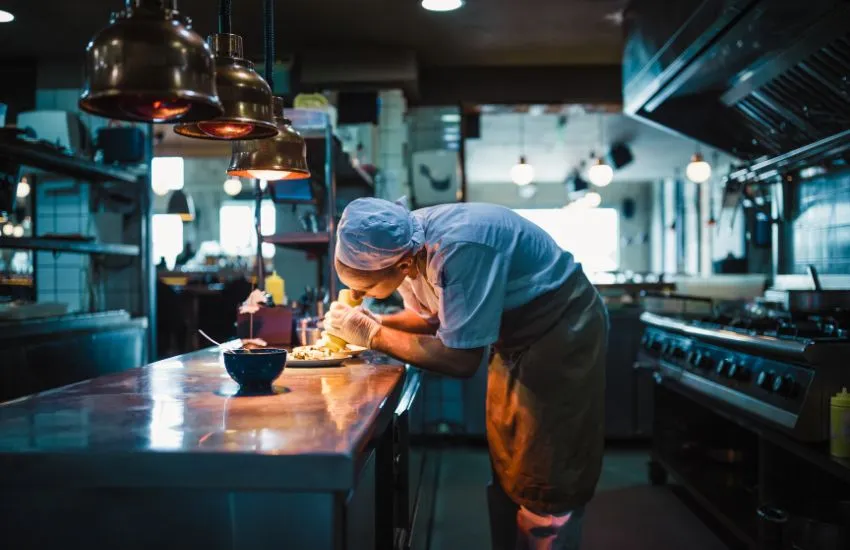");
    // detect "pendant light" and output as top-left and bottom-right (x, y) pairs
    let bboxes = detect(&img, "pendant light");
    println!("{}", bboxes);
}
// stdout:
(421, 0), (464, 12)
(587, 114), (614, 187)
(227, 0), (310, 181)
(173, 1), (276, 140)
(79, 0), (222, 123)
(686, 147), (712, 183)
(167, 190), (195, 222)
(223, 177), (243, 196)
(510, 114), (534, 186)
